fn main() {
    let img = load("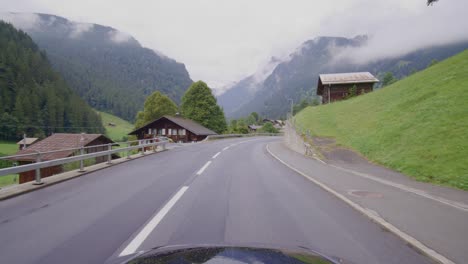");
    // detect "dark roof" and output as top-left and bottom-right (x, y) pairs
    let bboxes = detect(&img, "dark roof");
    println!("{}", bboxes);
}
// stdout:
(248, 125), (262, 130)
(129, 115), (217, 136)
(317, 72), (379, 95)
(12, 133), (115, 162)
